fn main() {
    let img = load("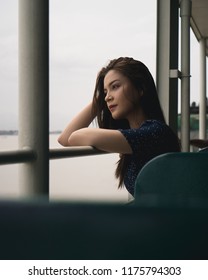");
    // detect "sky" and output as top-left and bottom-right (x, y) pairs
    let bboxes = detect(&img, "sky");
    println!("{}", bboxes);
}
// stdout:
(0, 0), (206, 130)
